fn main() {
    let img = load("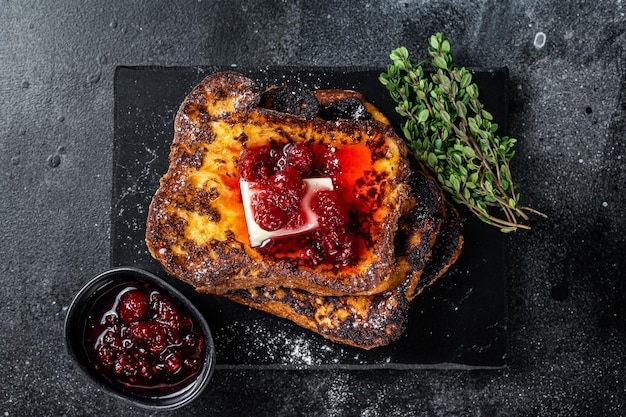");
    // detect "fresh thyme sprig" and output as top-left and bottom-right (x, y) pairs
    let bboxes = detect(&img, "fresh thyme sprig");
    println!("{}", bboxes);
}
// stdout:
(379, 33), (545, 232)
